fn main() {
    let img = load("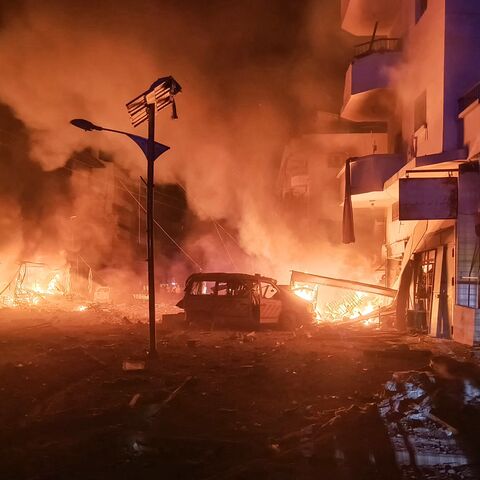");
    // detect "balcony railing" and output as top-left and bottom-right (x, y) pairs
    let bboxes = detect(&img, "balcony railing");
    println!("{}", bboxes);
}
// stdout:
(353, 38), (402, 59)
(459, 81), (480, 113)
